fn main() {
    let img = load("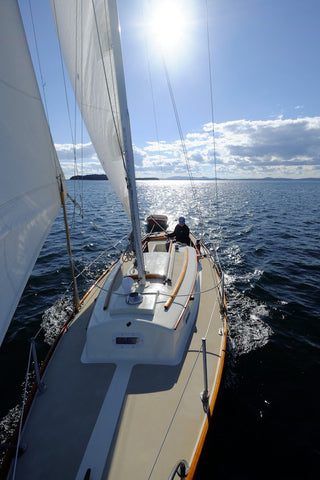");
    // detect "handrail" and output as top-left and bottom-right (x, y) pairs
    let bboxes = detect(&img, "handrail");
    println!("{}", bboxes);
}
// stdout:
(168, 459), (189, 479)
(164, 248), (189, 311)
